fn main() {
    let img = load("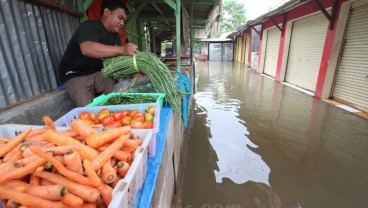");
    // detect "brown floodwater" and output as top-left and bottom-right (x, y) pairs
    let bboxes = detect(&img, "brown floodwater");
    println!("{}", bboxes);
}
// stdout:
(173, 62), (368, 208)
